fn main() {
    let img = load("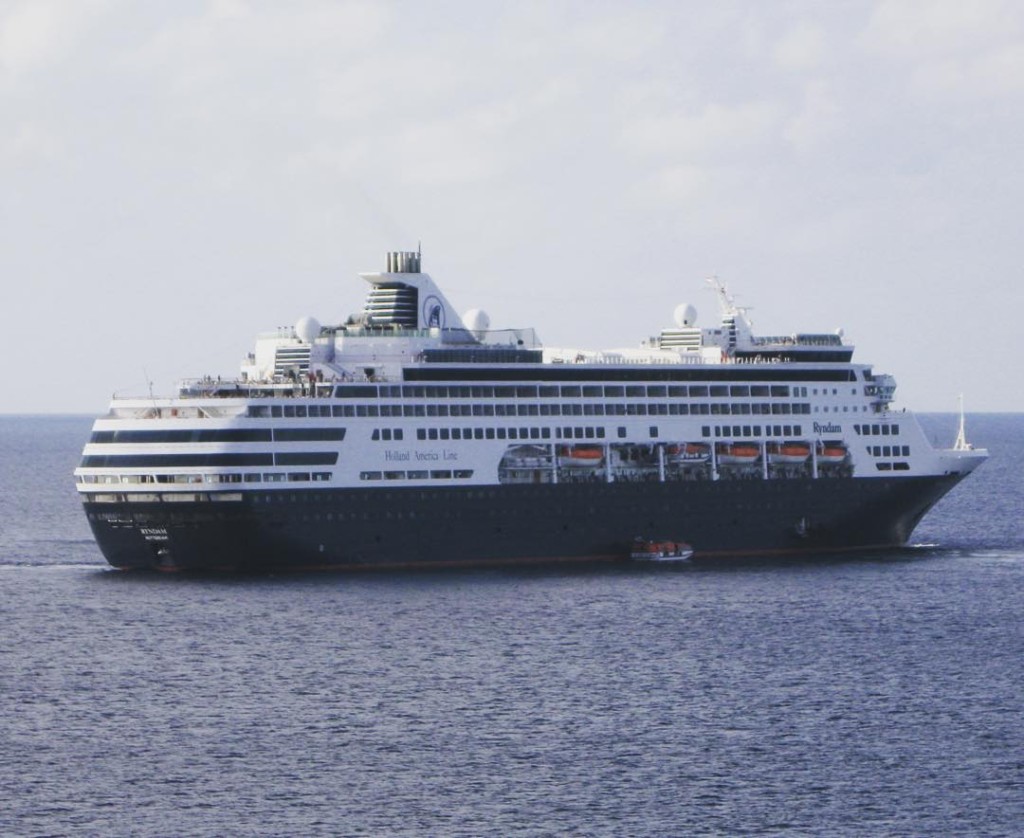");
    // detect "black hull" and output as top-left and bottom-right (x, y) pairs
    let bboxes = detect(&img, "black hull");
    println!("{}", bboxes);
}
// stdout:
(83, 474), (968, 572)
